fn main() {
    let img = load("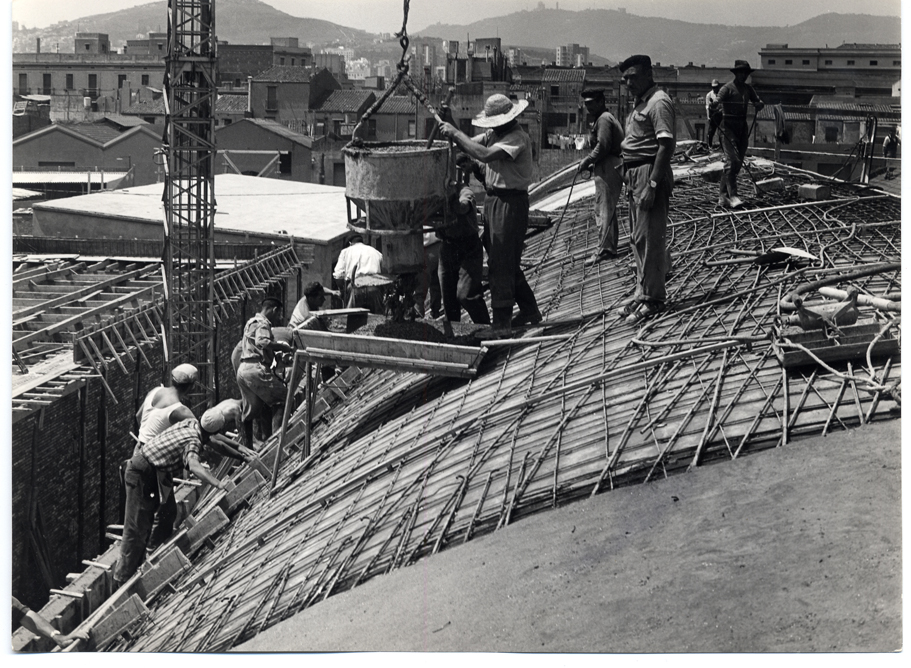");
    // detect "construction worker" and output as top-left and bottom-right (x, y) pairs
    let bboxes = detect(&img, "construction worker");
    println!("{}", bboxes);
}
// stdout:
(578, 88), (625, 266)
(617, 54), (676, 324)
(438, 93), (542, 337)
(114, 411), (230, 586)
(12, 596), (91, 649)
(882, 128), (899, 179)
(333, 235), (385, 314)
(717, 60), (764, 207)
(705, 79), (722, 149)
(437, 154), (491, 335)
(288, 282), (337, 329)
(134, 363), (198, 450)
(236, 297), (294, 450)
